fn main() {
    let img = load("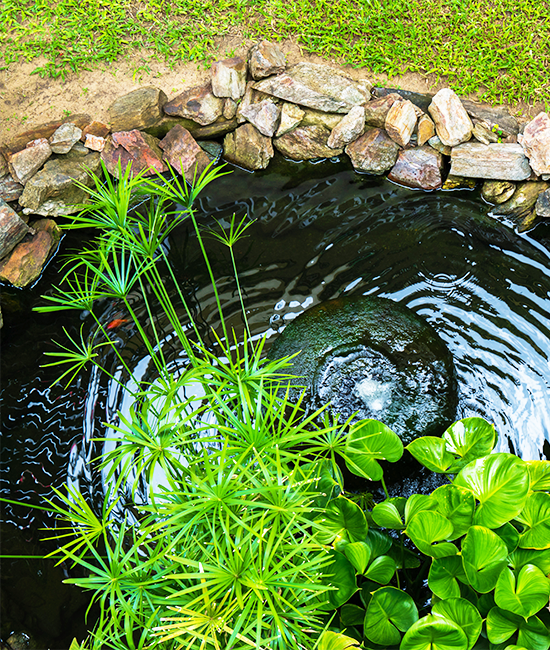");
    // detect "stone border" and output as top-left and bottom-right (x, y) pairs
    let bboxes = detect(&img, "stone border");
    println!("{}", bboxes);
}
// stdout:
(1, 40), (550, 296)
